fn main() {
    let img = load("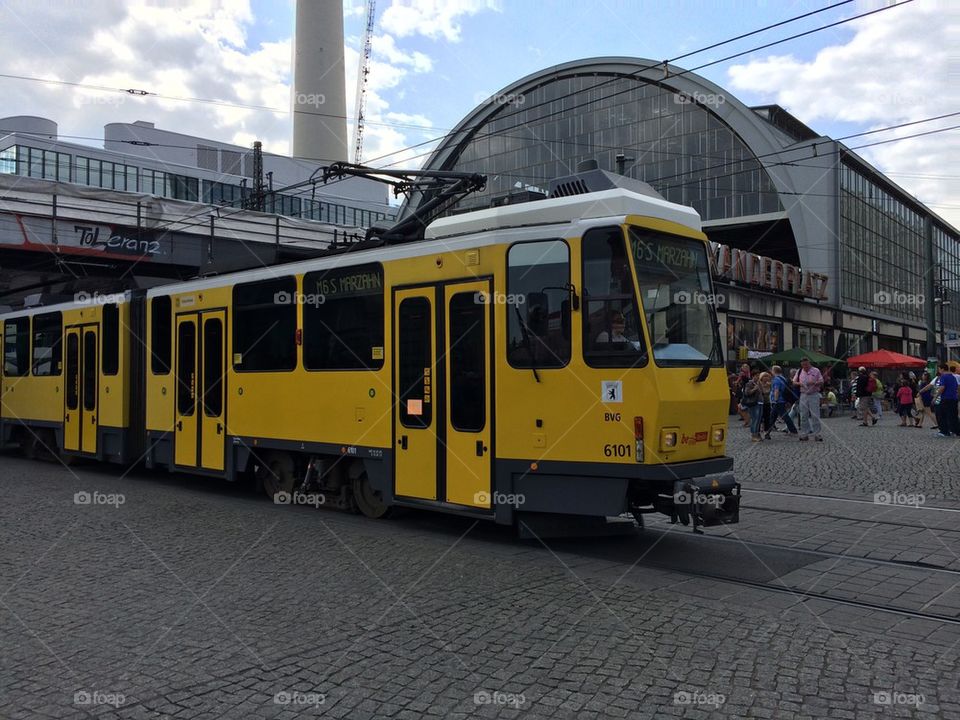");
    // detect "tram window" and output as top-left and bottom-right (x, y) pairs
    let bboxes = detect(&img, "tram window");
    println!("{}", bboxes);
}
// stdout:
(151, 296), (172, 374)
(202, 318), (223, 417)
(581, 227), (646, 368)
(449, 292), (485, 432)
(398, 296), (432, 429)
(177, 321), (196, 416)
(66, 333), (79, 410)
(3, 318), (30, 377)
(32, 312), (62, 376)
(102, 303), (120, 376)
(506, 240), (570, 369)
(232, 277), (297, 372)
(303, 263), (384, 370)
(83, 331), (97, 411)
